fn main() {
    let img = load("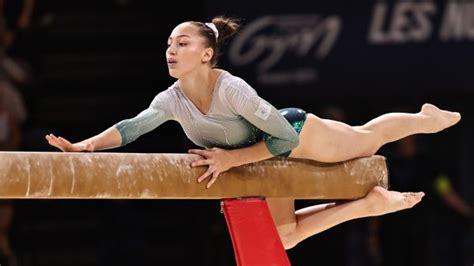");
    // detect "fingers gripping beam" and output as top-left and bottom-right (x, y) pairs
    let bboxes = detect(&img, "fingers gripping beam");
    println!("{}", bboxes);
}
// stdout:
(0, 152), (388, 199)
